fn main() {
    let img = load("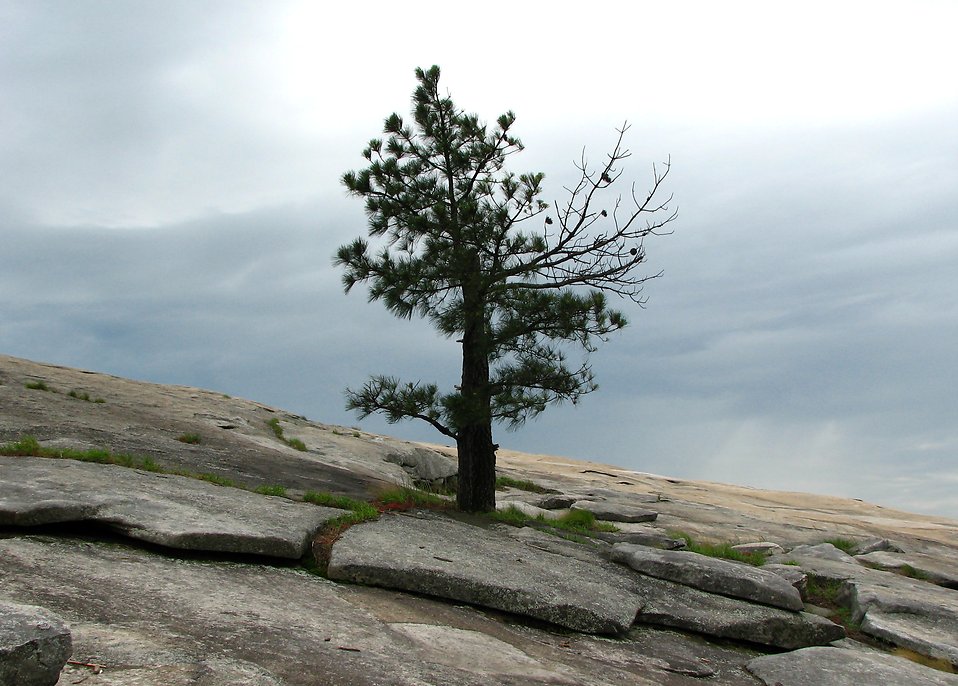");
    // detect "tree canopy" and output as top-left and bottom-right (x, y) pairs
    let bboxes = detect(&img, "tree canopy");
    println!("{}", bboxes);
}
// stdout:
(336, 66), (675, 511)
